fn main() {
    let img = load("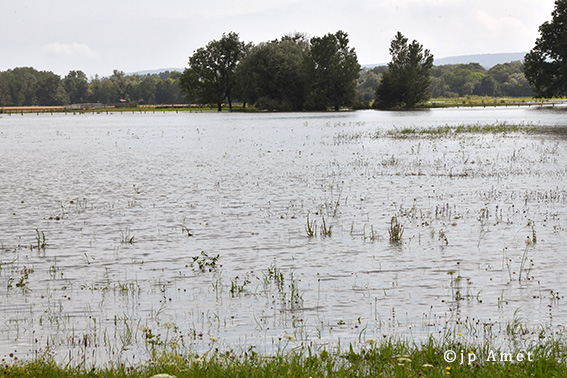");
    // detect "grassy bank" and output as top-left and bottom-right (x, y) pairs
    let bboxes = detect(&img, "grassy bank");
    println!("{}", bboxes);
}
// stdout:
(419, 96), (567, 108)
(2, 339), (567, 377)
